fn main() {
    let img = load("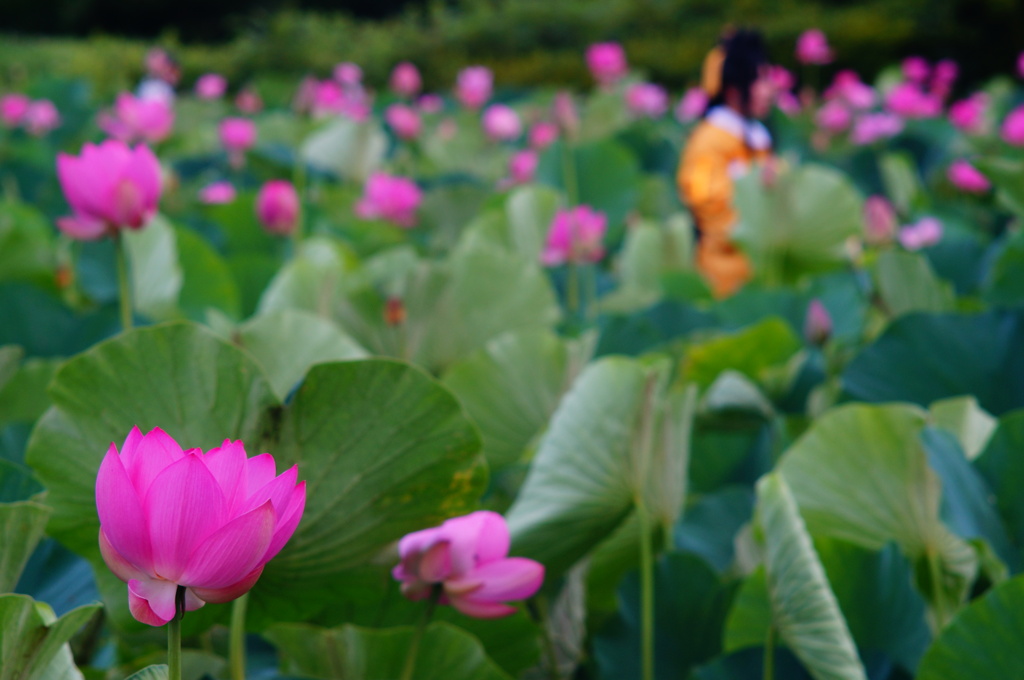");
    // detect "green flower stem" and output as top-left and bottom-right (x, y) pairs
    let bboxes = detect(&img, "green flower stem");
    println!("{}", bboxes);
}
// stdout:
(114, 232), (133, 331)
(292, 156), (307, 256)
(229, 593), (249, 680)
(531, 595), (563, 680)
(764, 624), (776, 680)
(399, 585), (440, 680)
(168, 586), (186, 680)
(636, 499), (655, 680)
